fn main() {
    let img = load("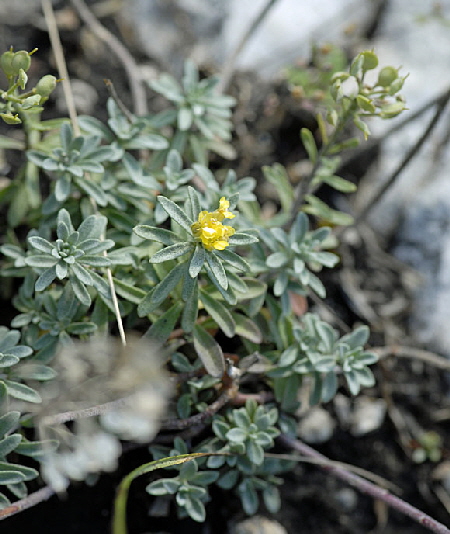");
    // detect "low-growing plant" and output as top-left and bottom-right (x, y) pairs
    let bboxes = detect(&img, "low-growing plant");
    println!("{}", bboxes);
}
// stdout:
(4, 40), (444, 534)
